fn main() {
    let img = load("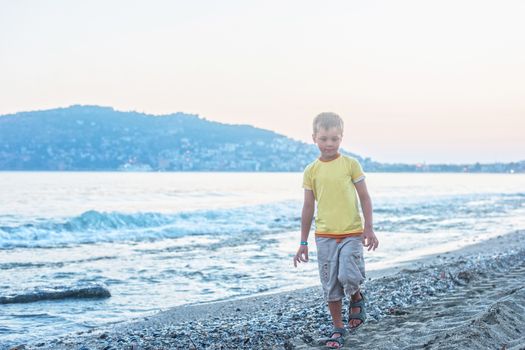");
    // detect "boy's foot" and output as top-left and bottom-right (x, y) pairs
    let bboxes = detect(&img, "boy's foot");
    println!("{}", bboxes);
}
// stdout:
(348, 291), (366, 330)
(326, 332), (343, 349)
(319, 327), (346, 349)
